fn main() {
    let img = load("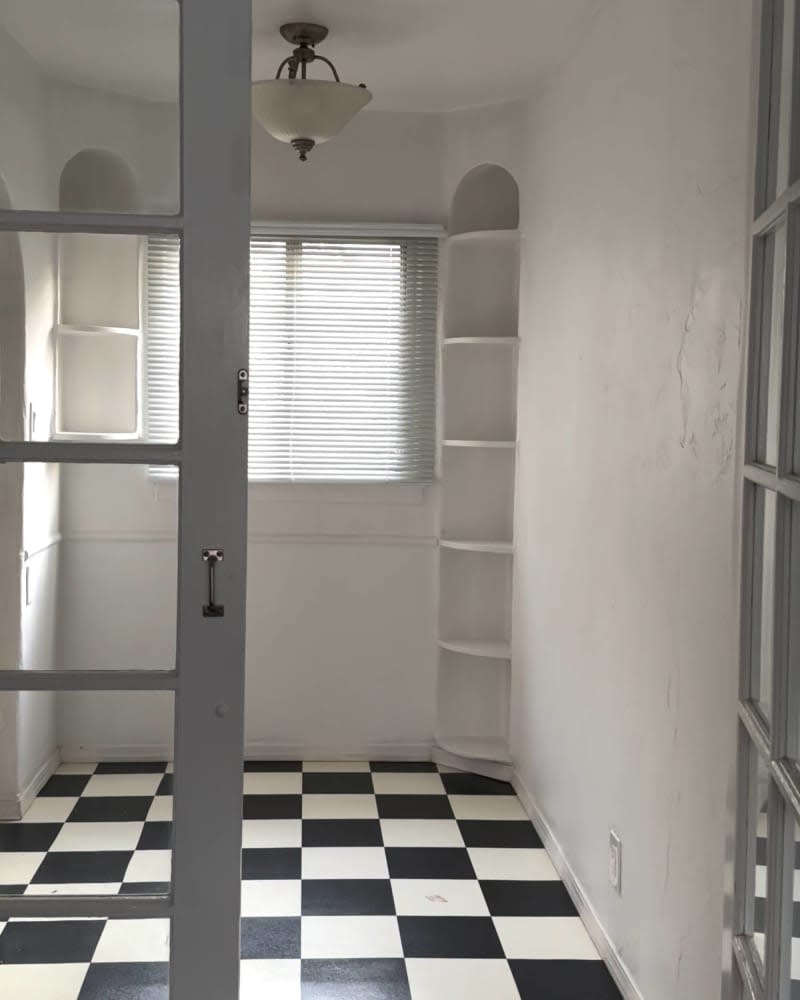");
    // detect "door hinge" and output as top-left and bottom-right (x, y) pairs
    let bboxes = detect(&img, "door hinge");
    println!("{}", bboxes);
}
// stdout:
(237, 369), (249, 415)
